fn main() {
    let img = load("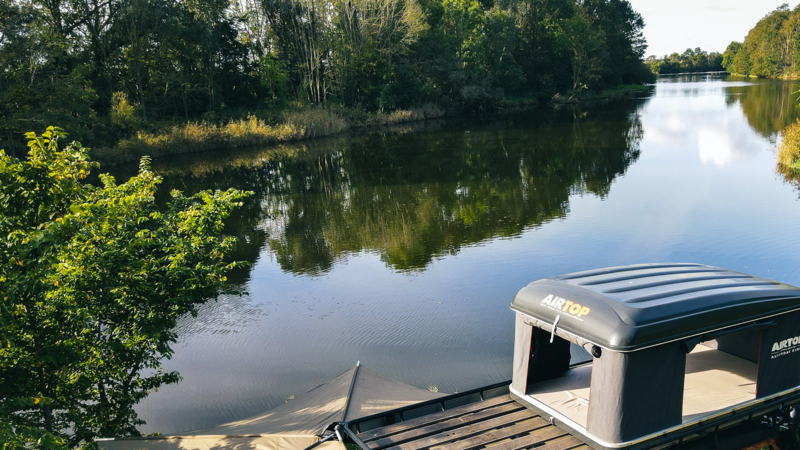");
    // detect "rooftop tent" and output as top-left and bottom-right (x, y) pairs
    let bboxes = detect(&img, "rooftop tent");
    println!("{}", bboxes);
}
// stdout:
(98, 363), (443, 450)
(509, 263), (800, 450)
